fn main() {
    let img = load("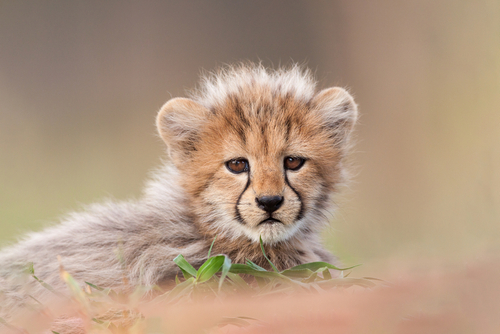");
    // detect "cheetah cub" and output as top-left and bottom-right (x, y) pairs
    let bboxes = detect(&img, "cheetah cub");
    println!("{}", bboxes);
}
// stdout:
(0, 63), (357, 319)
